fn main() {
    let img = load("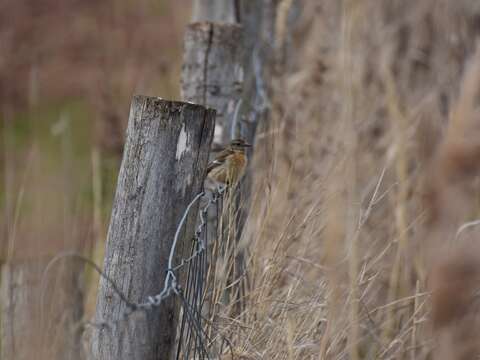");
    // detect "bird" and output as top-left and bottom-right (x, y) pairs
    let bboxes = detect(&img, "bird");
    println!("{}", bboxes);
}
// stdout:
(206, 138), (251, 186)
